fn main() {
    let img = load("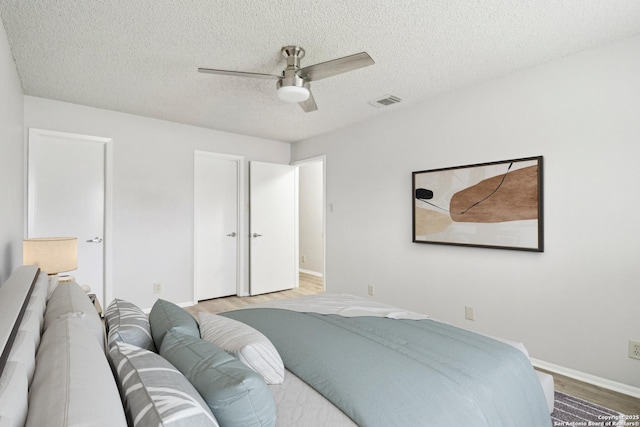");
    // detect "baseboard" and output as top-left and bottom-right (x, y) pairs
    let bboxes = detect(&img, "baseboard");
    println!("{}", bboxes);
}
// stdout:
(531, 358), (640, 399)
(142, 301), (195, 314)
(299, 268), (323, 277)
